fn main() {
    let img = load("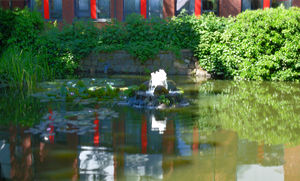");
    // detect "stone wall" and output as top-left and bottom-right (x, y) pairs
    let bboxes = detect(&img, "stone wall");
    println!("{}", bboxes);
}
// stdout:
(81, 49), (209, 76)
